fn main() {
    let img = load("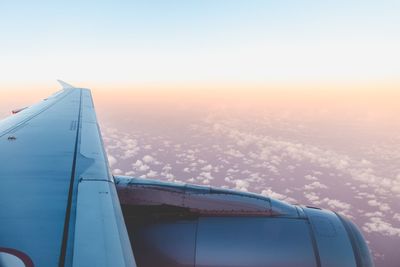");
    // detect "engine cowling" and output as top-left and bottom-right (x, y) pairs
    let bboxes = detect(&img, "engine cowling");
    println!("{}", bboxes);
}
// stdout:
(114, 176), (374, 267)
